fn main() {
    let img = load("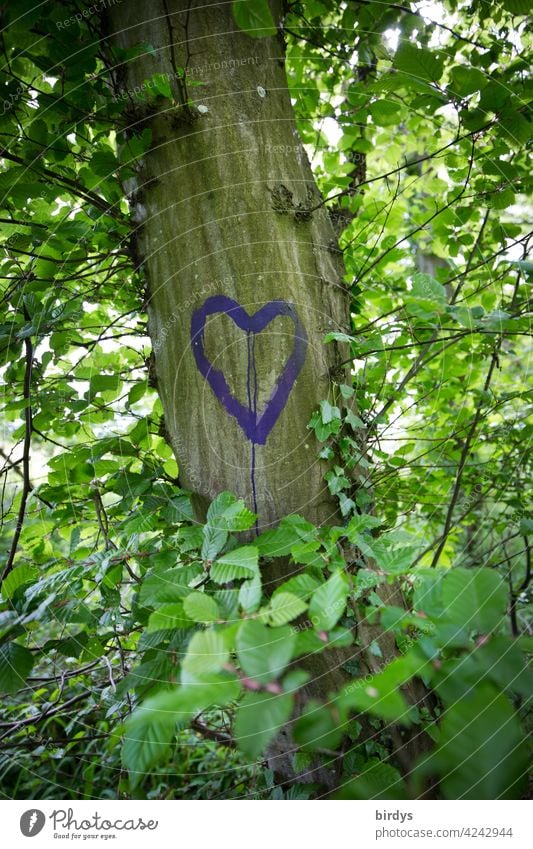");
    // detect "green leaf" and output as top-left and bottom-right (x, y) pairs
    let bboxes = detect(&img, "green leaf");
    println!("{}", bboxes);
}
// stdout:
(293, 700), (344, 750)
(239, 573), (262, 613)
(405, 271), (448, 316)
(206, 492), (256, 530)
(393, 43), (444, 83)
(218, 500), (256, 532)
(0, 642), (34, 694)
(127, 380), (148, 405)
(445, 636), (533, 700)
(122, 712), (174, 786)
(478, 80), (510, 113)
(255, 525), (297, 557)
(320, 399), (341, 424)
(200, 497), (256, 561)
(501, 0), (530, 12)
(519, 517), (533, 534)
(440, 567), (507, 634)
(352, 568), (384, 600)
(430, 683), (528, 799)
(236, 621), (295, 684)
(89, 150), (118, 178)
(150, 73), (173, 99)
(123, 676), (240, 783)
(323, 331), (355, 344)
(369, 100), (402, 127)
(488, 187), (514, 210)
(201, 524), (228, 561)
(337, 492), (356, 516)
(89, 373), (121, 396)
(411, 272), (446, 304)
(338, 759), (408, 799)
(259, 591), (307, 626)
(206, 491), (235, 522)
(200, 493), (250, 560)
(140, 567), (200, 607)
(345, 513), (384, 538)
(345, 409), (364, 429)
(375, 546), (417, 576)
(413, 568), (445, 618)
(497, 107), (532, 148)
(339, 677), (412, 724)
(273, 573), (319, 600)
(80, 636), (106, 663)
(210, 545), (259, 584)
(181, 629), (230, 680)
(234, 691), (293, 758)
(232, 0), (277, 38)
(146, 603), (193, 632)
(1, 564), (36, 600)
(449, 66), (487, 97)
(183, 592), (220, 623)
(338, 651), (424, 724)
(308, 570), (349, 631)
(161, 494), (193, 524)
